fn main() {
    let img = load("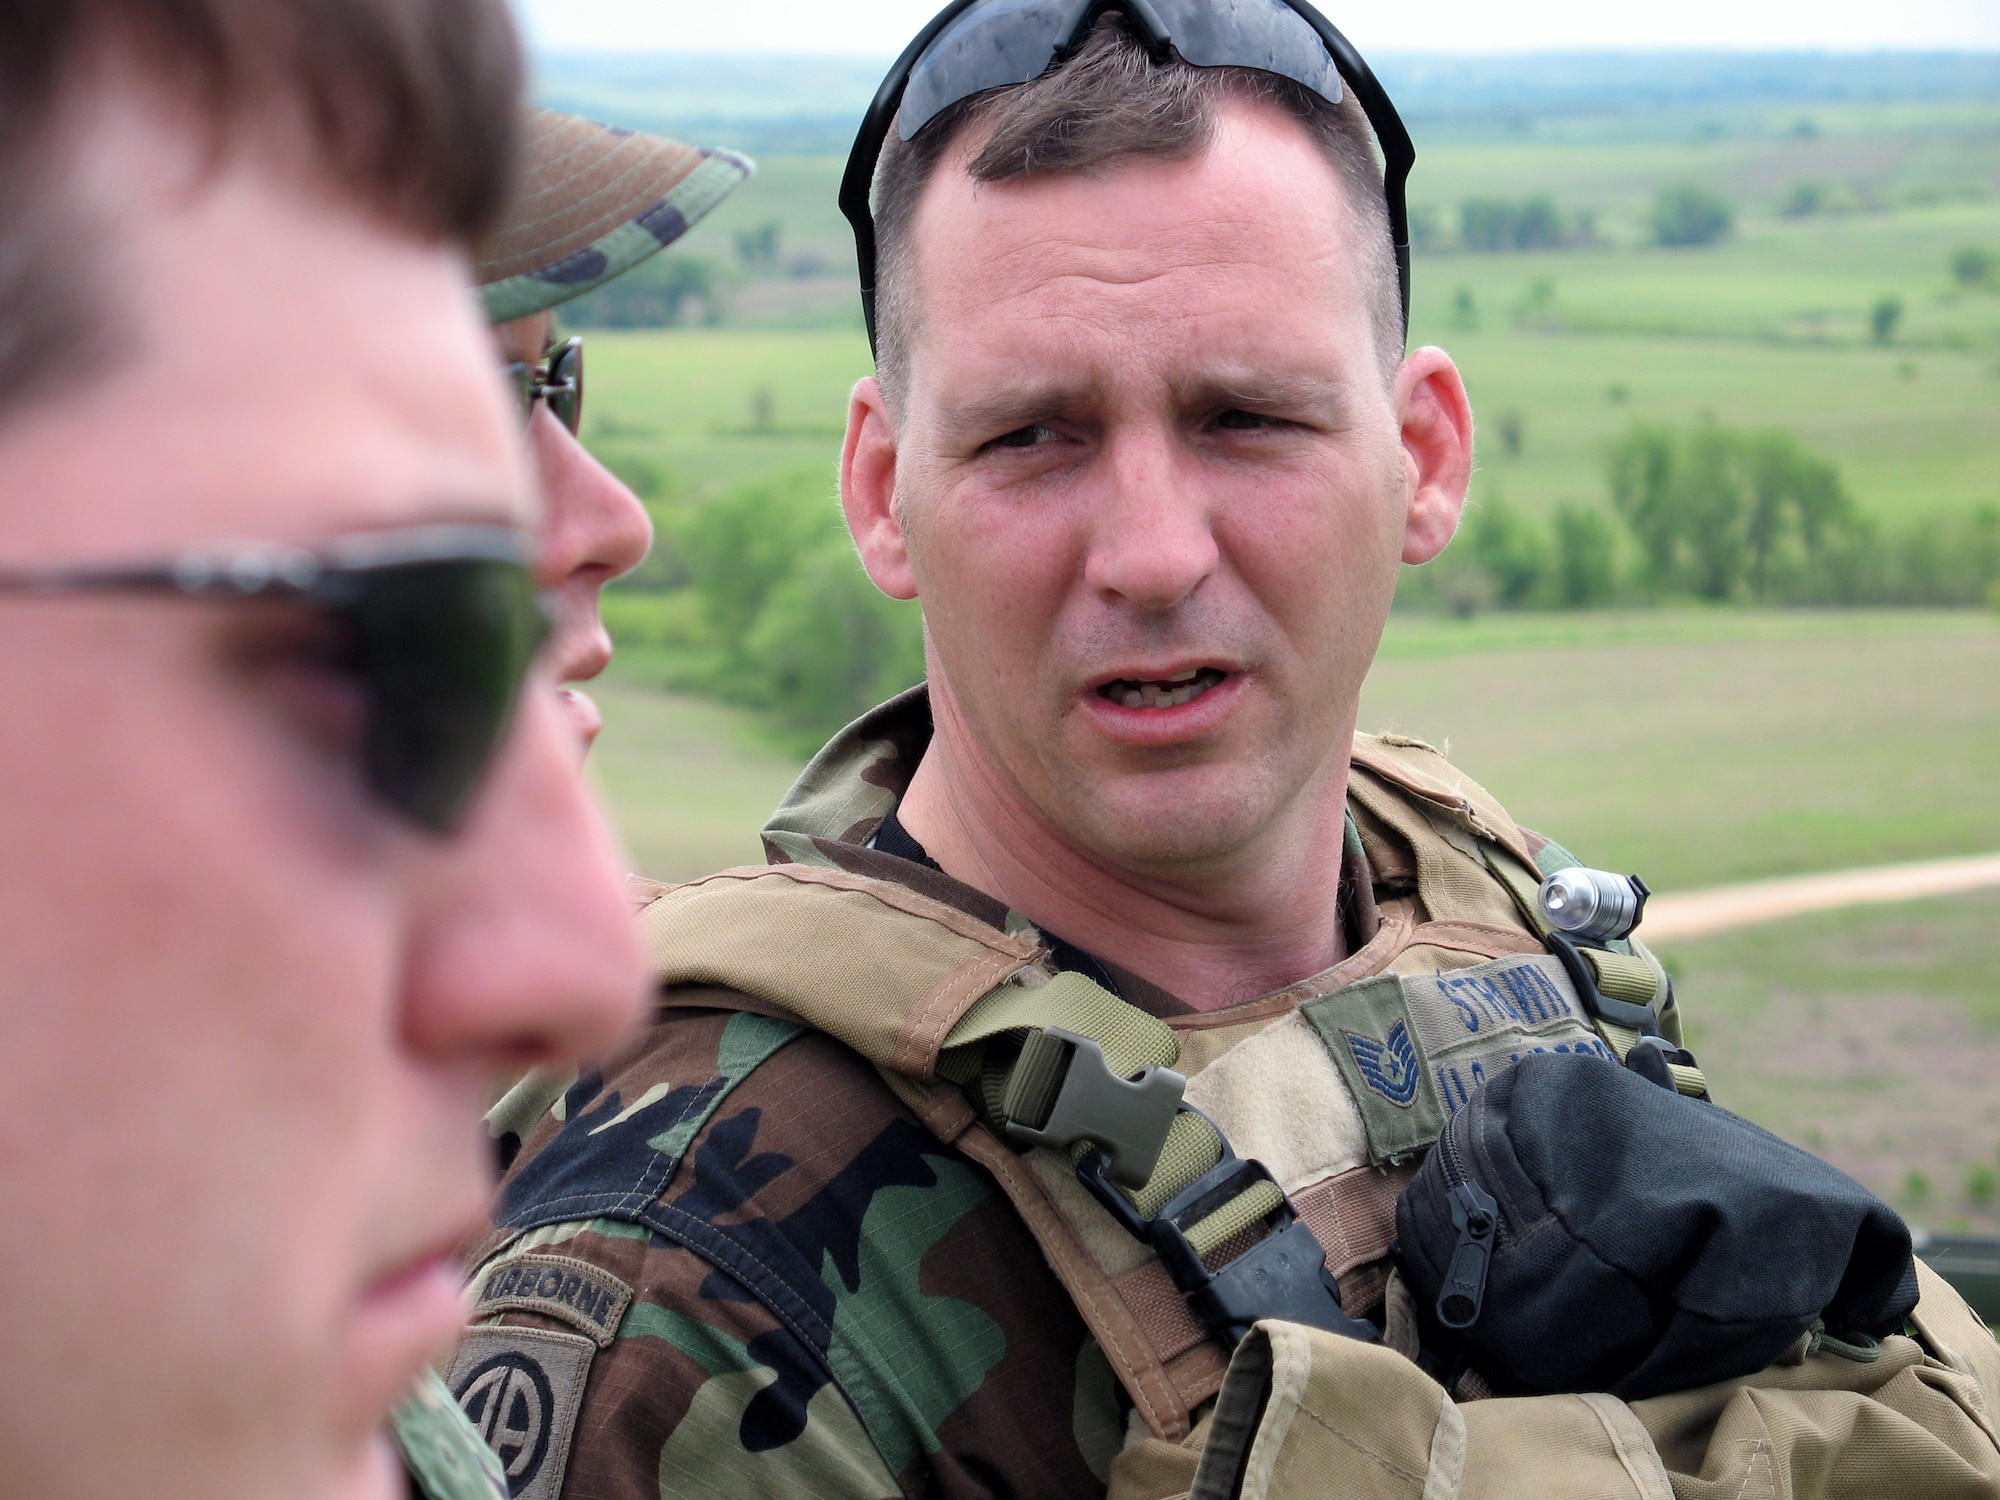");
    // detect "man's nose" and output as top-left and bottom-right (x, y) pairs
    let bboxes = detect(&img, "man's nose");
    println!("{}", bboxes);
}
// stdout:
(534, 413), (654, 592)
(396, 685), (646, 1075)
(1081, 427), (1220, 613)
